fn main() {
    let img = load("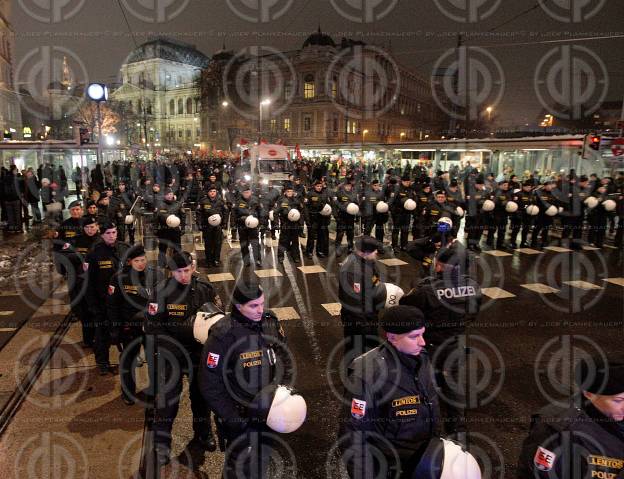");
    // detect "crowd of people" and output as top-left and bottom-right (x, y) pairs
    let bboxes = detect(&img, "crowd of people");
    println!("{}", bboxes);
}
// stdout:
(4, 153), (624, 477)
